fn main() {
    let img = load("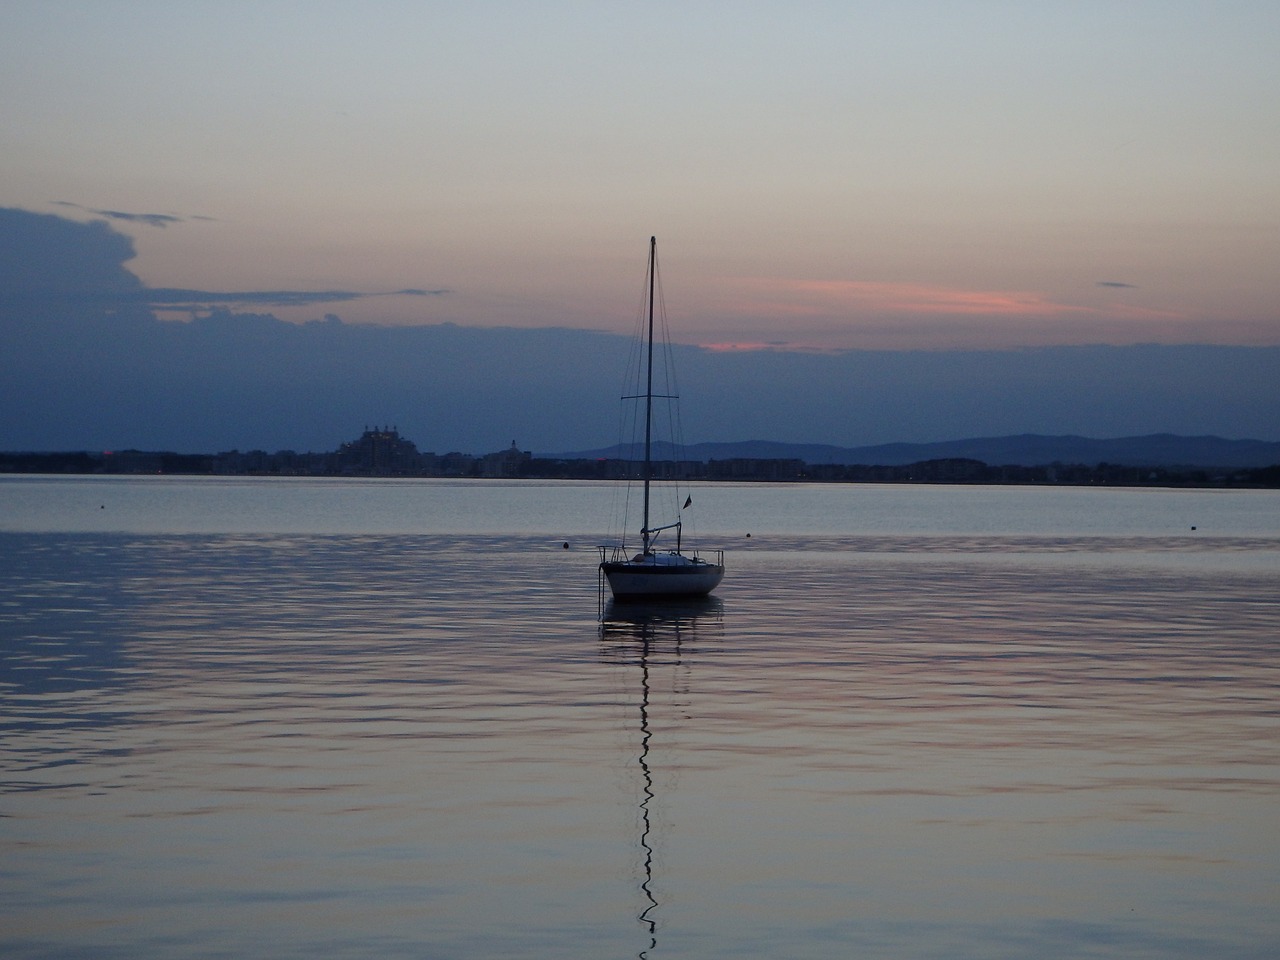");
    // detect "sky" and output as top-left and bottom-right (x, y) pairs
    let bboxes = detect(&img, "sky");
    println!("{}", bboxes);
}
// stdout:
(3, 1), (1278, 353)
(3, 205), (1276, 454)
(2, 3), (1278, 454)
